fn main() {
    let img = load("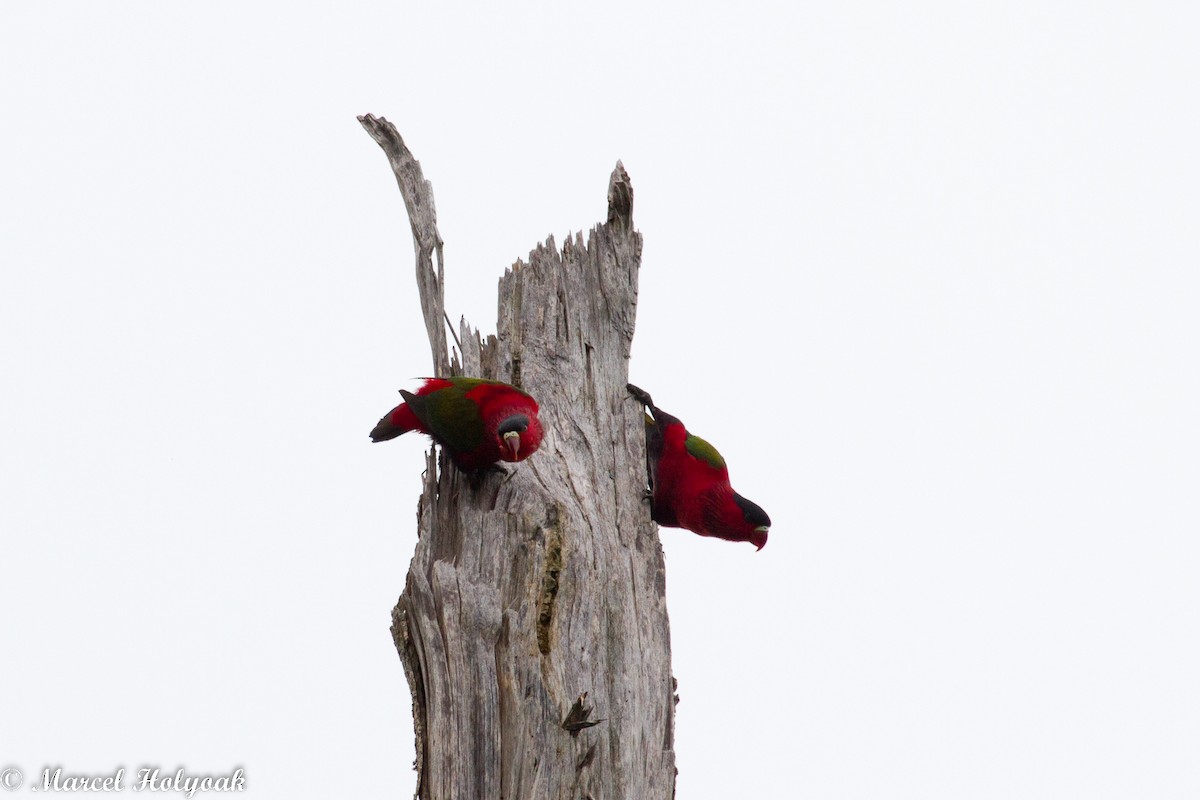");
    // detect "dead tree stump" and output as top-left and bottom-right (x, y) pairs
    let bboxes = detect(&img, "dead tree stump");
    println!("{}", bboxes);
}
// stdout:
(359, 114), (677, 800)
